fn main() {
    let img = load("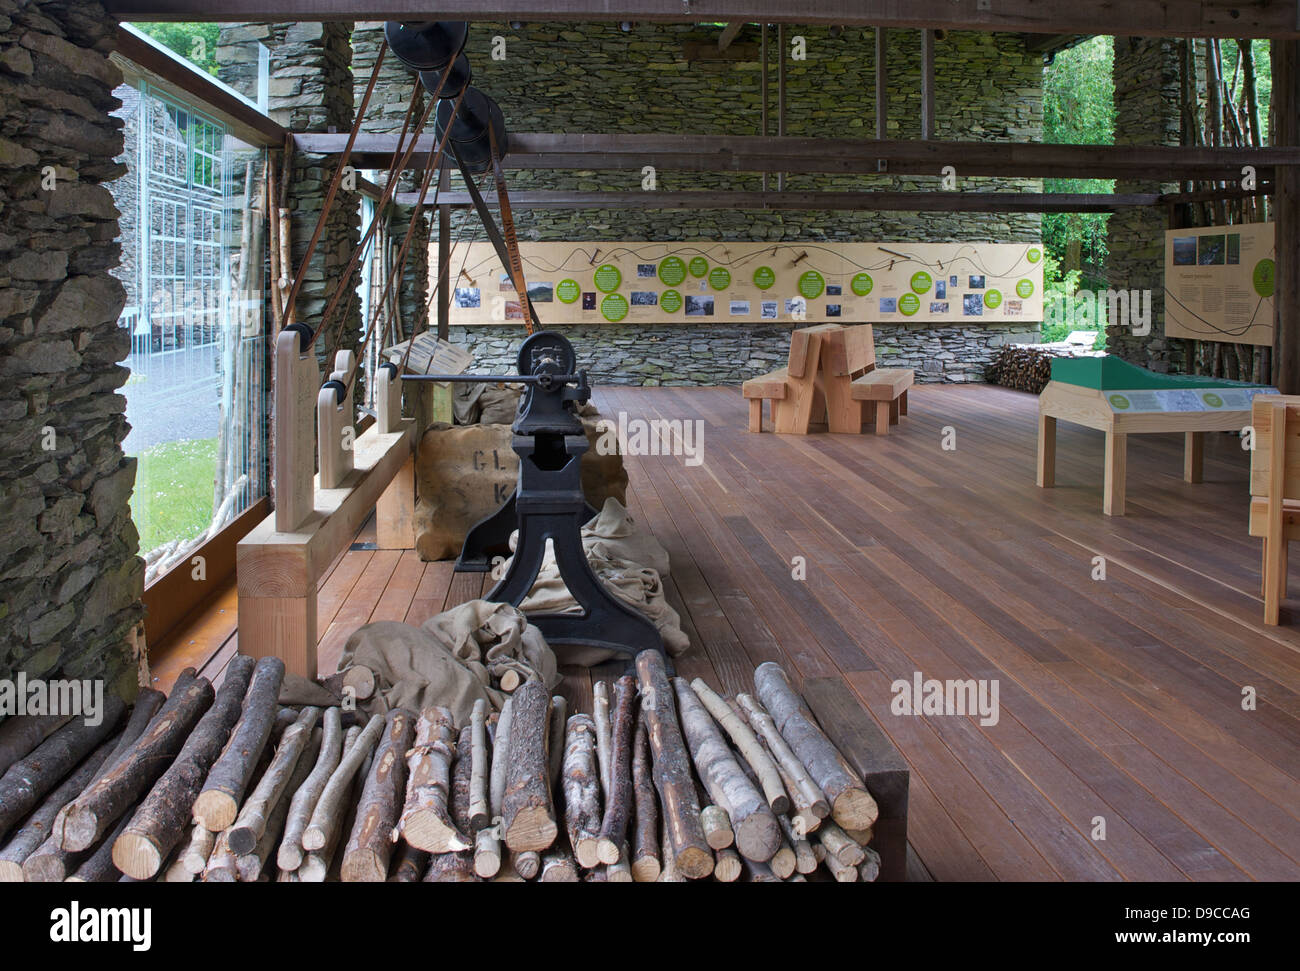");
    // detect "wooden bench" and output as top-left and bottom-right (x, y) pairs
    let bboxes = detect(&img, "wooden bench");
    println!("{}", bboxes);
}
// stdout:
(851, 368), (913, 434)
(1247, 394), (1300, 625)
(742, 325), (838, 434)
(742, 366), (789, 432)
